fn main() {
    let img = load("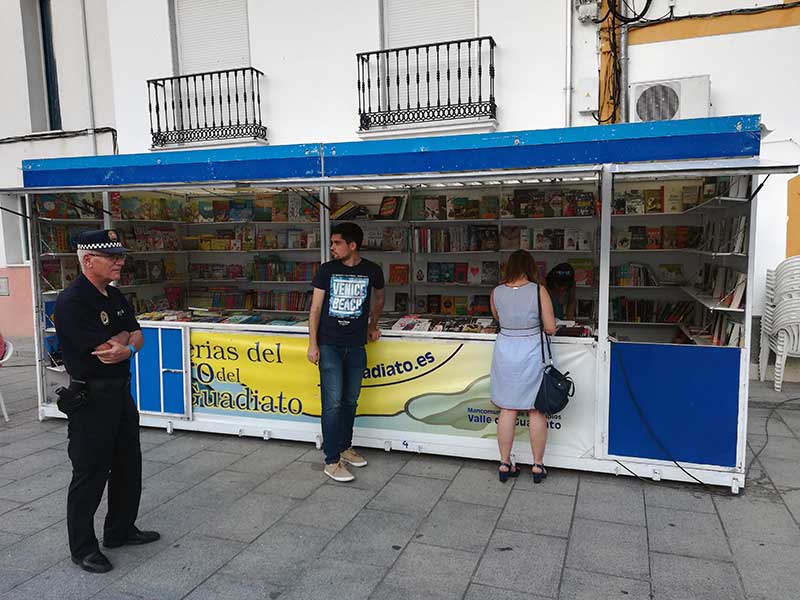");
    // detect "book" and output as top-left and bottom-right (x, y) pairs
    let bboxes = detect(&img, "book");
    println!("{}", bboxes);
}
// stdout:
(468, 262), (482, 285)
(272, 194), (289, 221)
(427, 294), (442, 313)
(212, 200), (230, 222)
(410, 196), (426, 220)
(427, 262), (441, 283)
(330, 200), (357, 220)
(663, 183), (683, 213)
(441, 296), (455, 315)
(229, 199), (253, 221)
(440, 262), (455, 283)
(377, 196), (406, 220)
(479, 195), (499, 219)
(568, 259), (594, 286)
(662, 226), (678, 249)
(563, 191), (578, 217)
(481, 261), (499, 285)
(646, 227), (662, 250)
(414, 296), (428, 313)
(500, 227), (520, 250)
(453, 295), (469, 315)
(394, 292), (409, 313)
(454, 262), (468, 284)
(564, 228), (579, 251)
(644, 188), (664, 213)
(625, 191), (645, 214)
(533, 228), (551, 250)
(628, 226), (647, 250)
(197, 199), (215, 222)
(413, 265), (427, 283)
(577, 230), (591, 251)
(576, 192), (595, 216)
(614, 226), (631, 250)
(681, 184), (700, 210)
(424, 196), (445, 220)
(60, 258), (80, 288)
(544, 190), (563, 217)
(388, 264), (409, 285)
(476, 226), (499, 251)
(612, 191), (627, 215)
(499, 194), (515, 219)
(519, 228), (531, 249)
